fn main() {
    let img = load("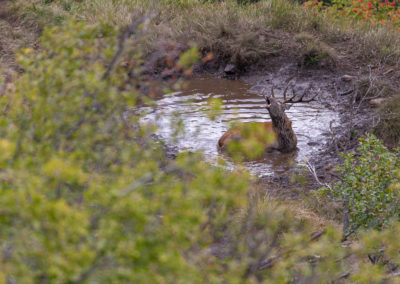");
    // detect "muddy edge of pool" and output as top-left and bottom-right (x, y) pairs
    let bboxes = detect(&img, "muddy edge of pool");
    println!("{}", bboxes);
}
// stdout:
(242, 64), (376, 198)
(154, 62), (377, 199)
